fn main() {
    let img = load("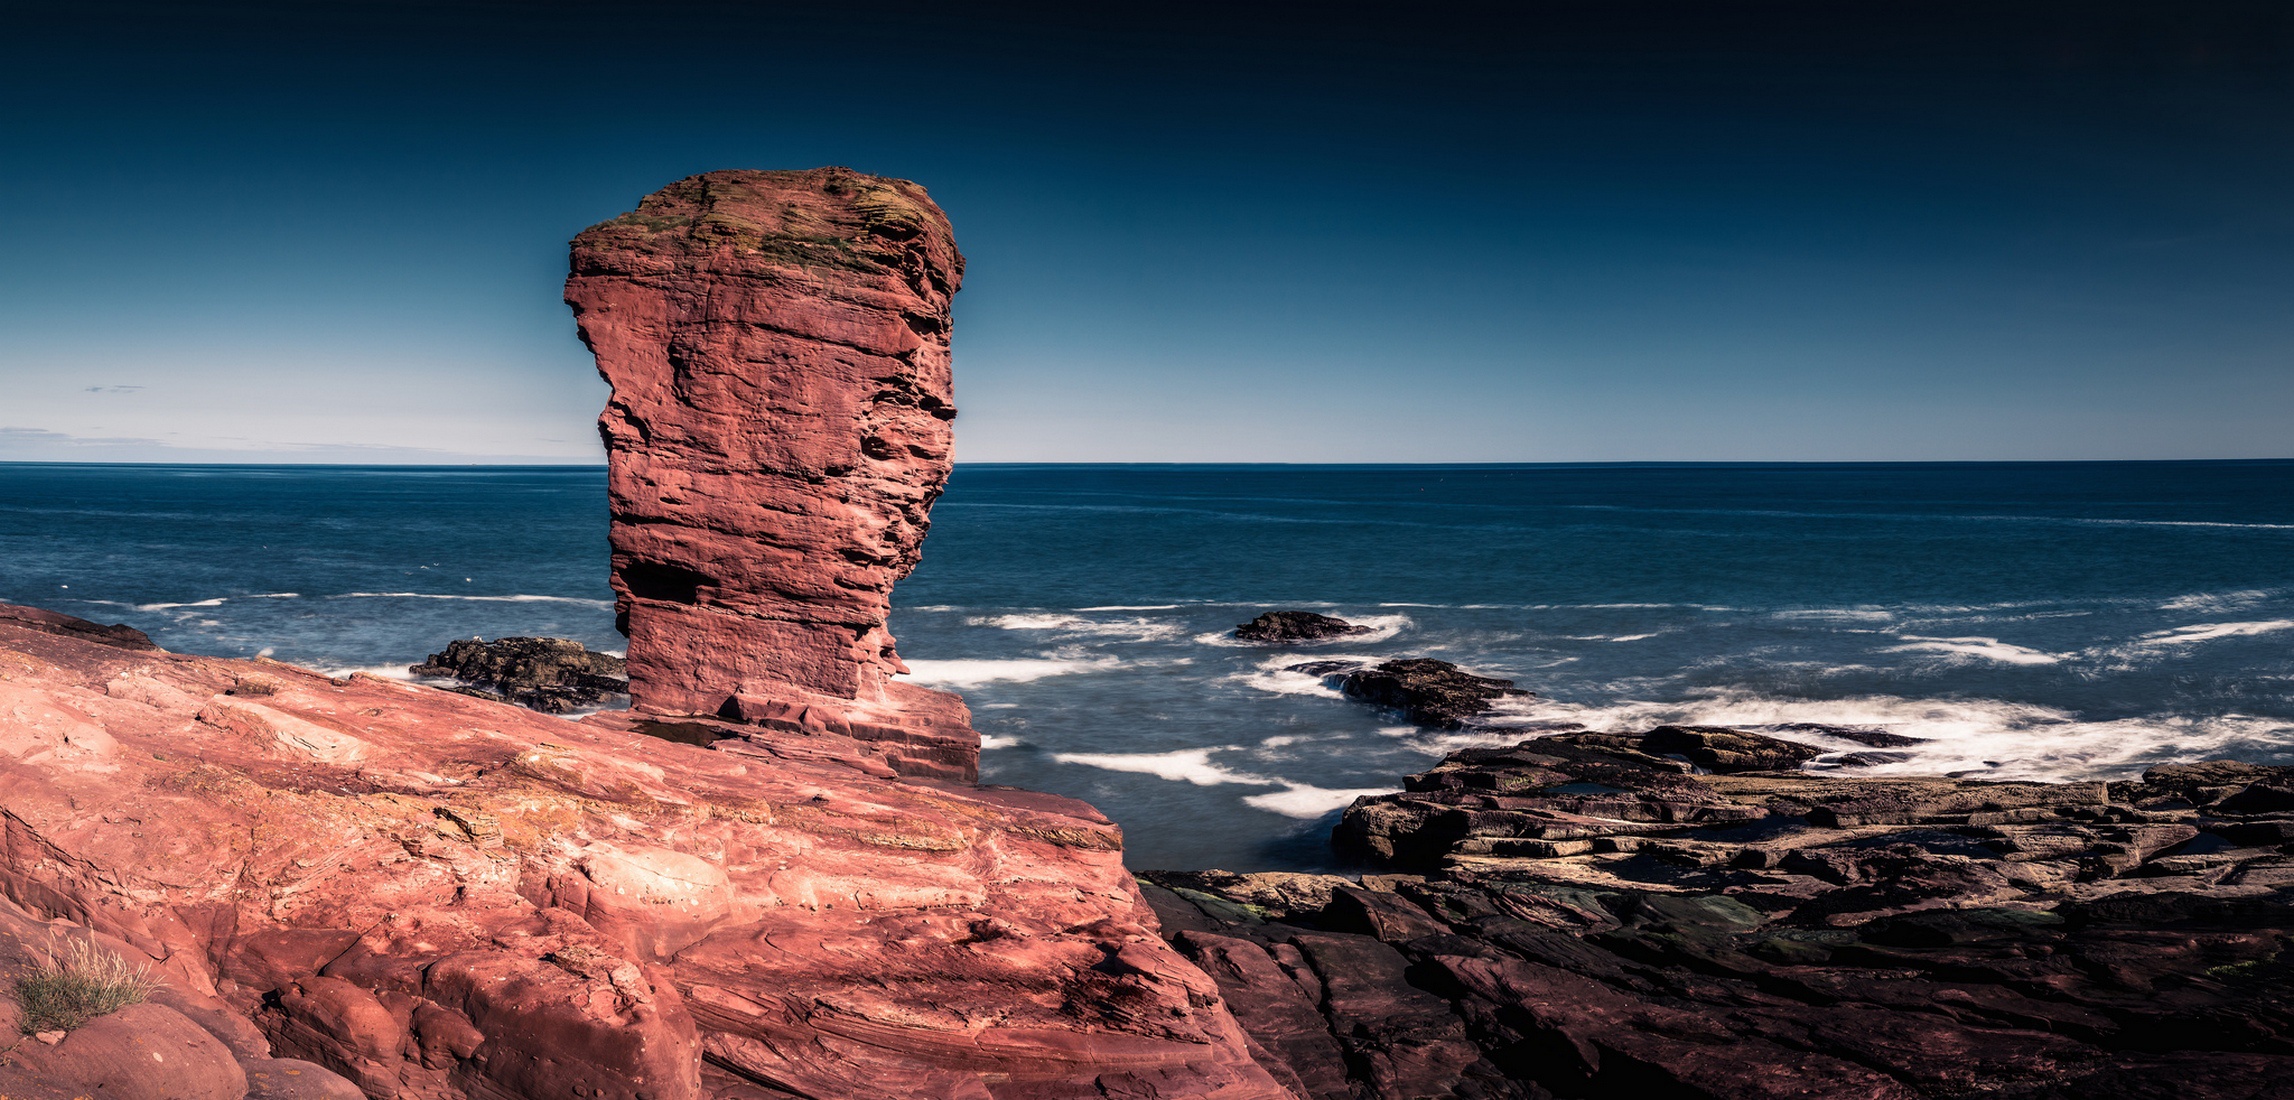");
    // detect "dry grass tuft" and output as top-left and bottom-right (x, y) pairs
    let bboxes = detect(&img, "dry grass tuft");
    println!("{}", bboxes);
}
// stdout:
(11, 937), (161, 1034)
